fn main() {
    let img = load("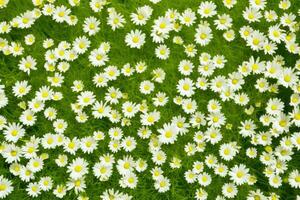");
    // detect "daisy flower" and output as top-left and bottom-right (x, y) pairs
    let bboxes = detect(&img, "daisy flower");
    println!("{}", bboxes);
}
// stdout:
(222, 183), (238, 198)
(77, 91), (95, 107)
(249, 0), (267, 10)
(130, 5), (153, 26)
(83, 16), (100, 36)
(26, 182), (41, 197)
(73, 36), (90, 54)
(243, 7), (262, 23)
(0, 176), (13, 199)
(180, 8), (196, 26)
(107, 8), (126, 30)
(89, 0), (108, 12)
(18, 55), (37, 74)
(0, 0), (9, 9)
(223, 0), (237, 9)
(3, 122), (25, 143)
(178, 60), (194, 76)
(198, 1), (217, 18)
(12, 80), (31, 98)
(214, 14), (232, 30)
(125, 29), (146, 49)
(155, 44), (170, 60)
(140, 80), (155, 94)
(195, 24), (213, 46)
(158, 123), (179, 144)
(53, 5), (70, 23)
(177, 78), (195, 97)
(229, 164), (250, 185)
(288, 170), (300, 188)
(67, 157), (89, 179)
(154, 177), (170, 193)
